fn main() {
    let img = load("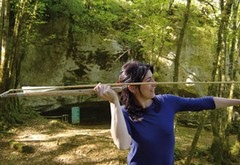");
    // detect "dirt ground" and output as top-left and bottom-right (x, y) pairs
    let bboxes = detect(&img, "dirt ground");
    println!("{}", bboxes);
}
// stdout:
(0, 118), (128, 165)
(0, 118), (239, 165)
